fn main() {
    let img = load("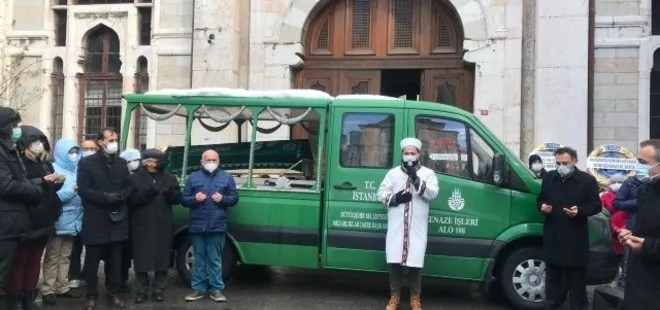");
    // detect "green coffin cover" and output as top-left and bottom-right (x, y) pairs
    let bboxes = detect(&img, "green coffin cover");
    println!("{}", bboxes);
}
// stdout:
(163, 139), (313, 175)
